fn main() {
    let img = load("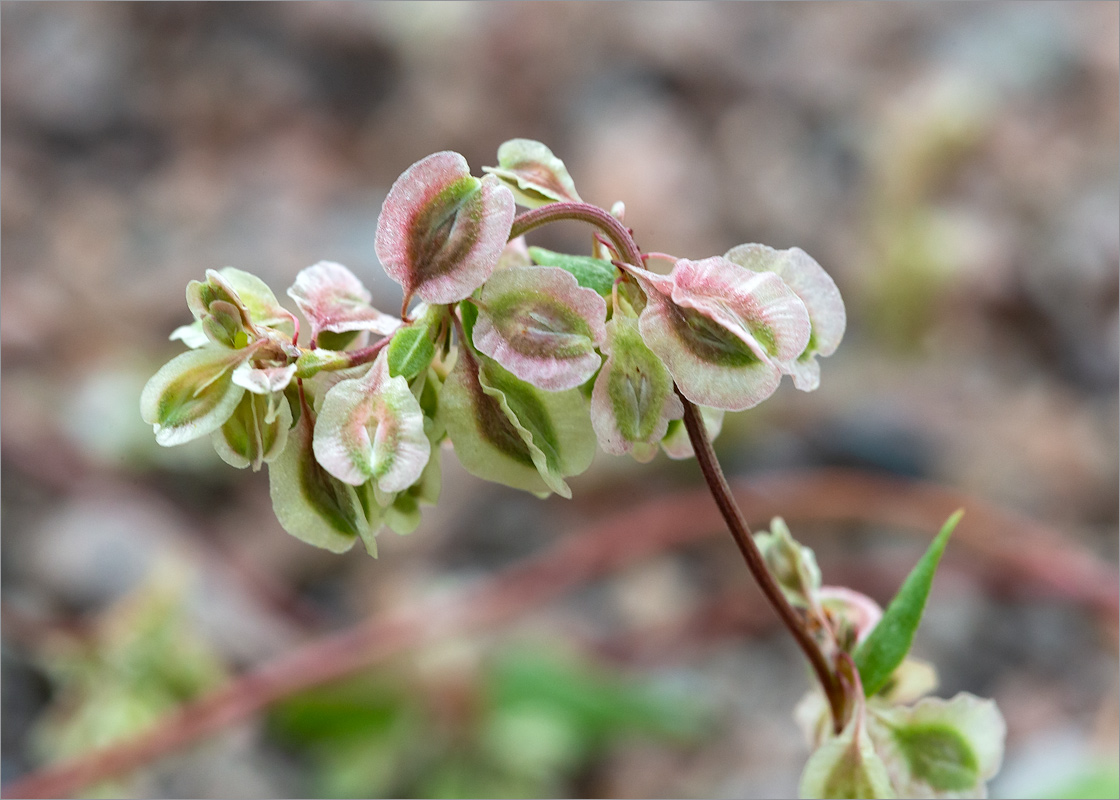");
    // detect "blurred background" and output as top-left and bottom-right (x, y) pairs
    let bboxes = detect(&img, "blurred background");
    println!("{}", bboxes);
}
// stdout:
(2, 2), (1117, 797)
